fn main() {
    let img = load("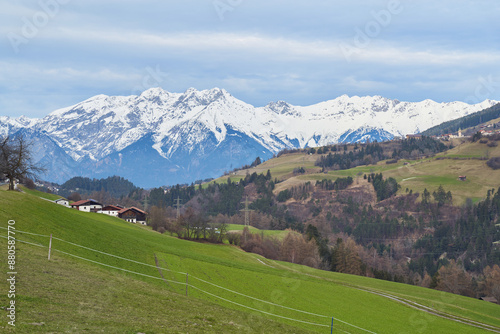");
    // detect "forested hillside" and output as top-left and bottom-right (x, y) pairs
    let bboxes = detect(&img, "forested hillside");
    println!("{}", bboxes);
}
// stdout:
(422, 103), (500, 136)
(59, 175), (139, 198)
(140, 137), (500, 300)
